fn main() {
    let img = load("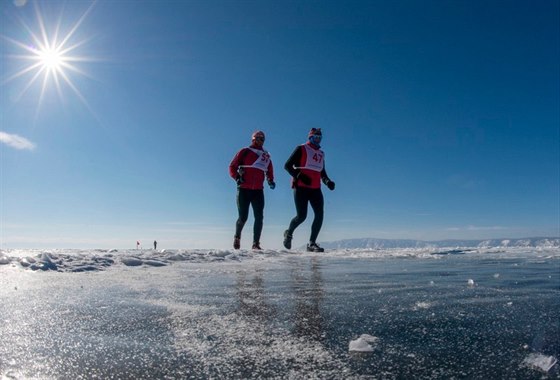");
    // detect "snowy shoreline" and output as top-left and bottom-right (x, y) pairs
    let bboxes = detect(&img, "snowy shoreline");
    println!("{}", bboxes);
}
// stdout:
(1, 246), (559, 273)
